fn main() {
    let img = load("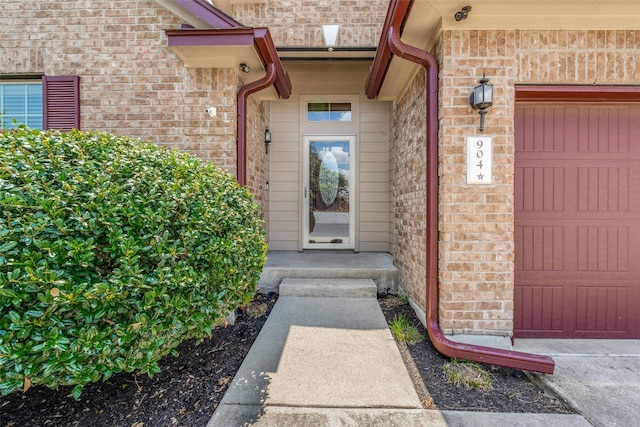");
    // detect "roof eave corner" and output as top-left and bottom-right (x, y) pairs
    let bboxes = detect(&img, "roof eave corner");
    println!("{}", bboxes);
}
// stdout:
(365, 0), (413, 99)
(254, 27), (292, 99)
